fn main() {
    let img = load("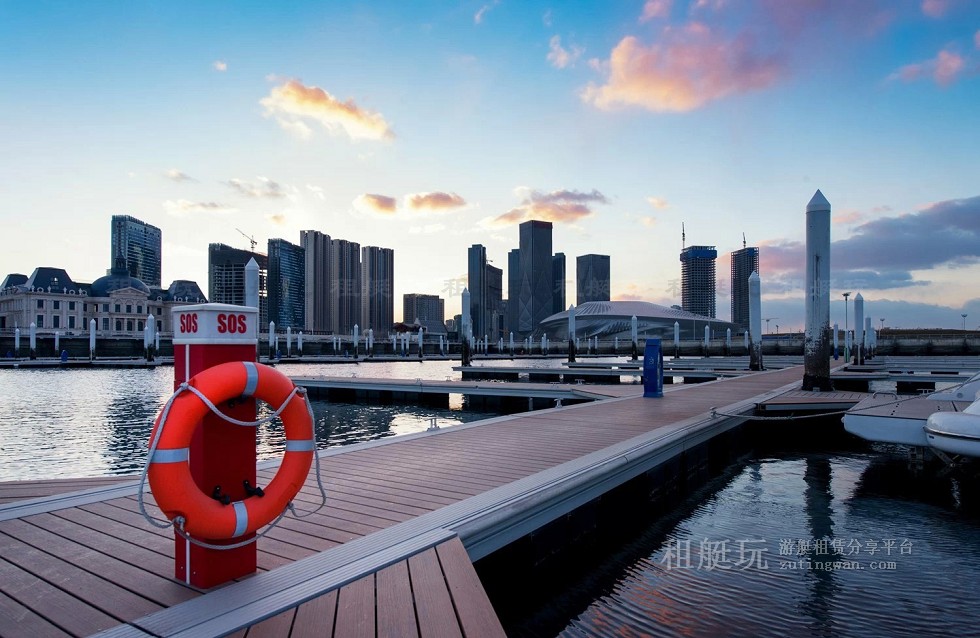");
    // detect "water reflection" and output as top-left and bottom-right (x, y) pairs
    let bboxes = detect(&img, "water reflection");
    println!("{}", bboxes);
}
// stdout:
(547, 452), (980, 638)
(0, 362), (501, 481)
